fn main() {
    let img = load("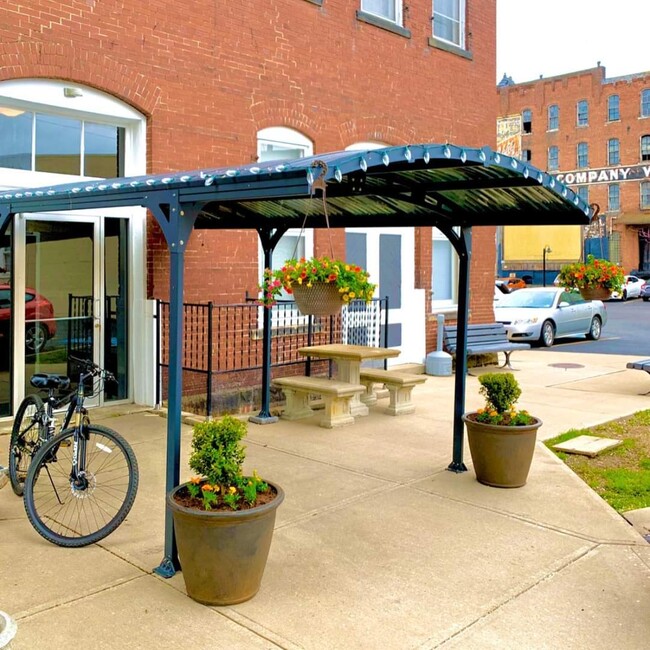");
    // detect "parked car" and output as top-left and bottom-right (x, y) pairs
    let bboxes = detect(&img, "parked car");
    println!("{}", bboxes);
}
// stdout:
(494, 287), (607, 347)
(494, 280), (512, 305)
(610, 275), (645, 300)
(0, 285), (57, 353)
(641, 283), (650, 302)
(496, 276), (527, 291)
